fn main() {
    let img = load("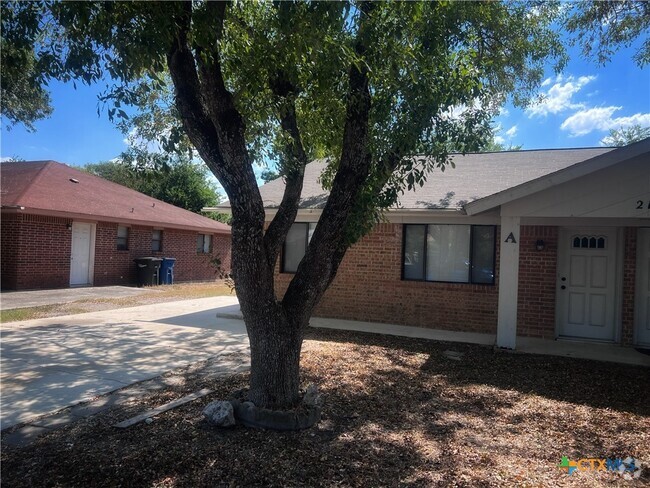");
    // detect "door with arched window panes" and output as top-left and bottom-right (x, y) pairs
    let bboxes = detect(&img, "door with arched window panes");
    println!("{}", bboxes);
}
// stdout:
(557, 227), (618, 341)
